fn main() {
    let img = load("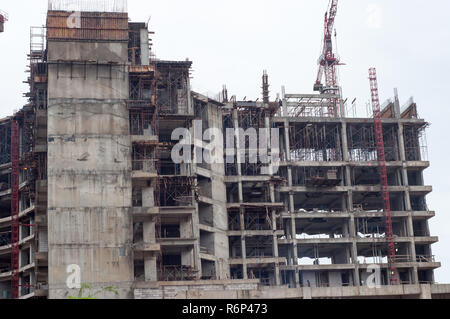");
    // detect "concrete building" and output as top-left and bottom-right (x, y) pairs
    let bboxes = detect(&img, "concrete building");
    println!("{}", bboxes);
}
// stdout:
(0, 1), (448, 299)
